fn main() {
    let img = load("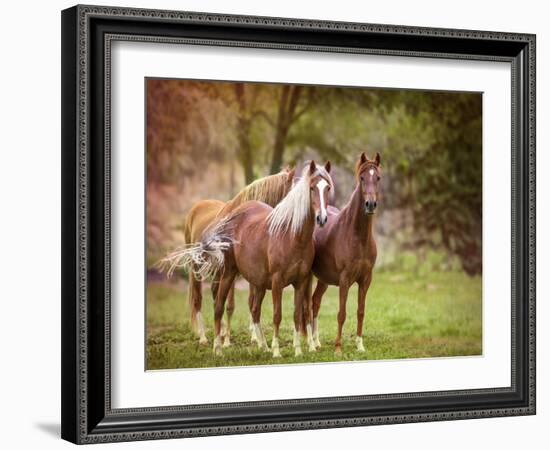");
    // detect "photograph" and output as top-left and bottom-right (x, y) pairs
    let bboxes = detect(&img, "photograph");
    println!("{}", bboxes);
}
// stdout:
(146, 78), (483, 370)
